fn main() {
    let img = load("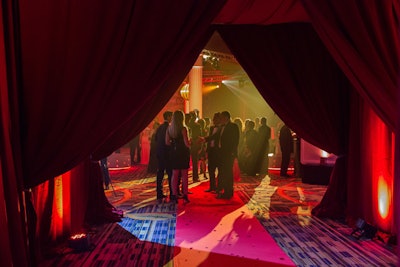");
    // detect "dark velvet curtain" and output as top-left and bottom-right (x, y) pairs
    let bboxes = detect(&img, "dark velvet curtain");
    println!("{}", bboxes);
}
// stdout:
(18, 0), (226, 188)
(17, 0), (224, 258)
(218, 23), (350, 155)
(301, 0), (399, 130)
(0, 0), (30, 265)
(214, 0), (310, 25)
(2, 1), (227, 265)
(1, 0), (399, 265)
(217, 23), (351, 219)
(217, 1), (400, 228)
(31, 159), (114, 247)
(92, 30), (215, 160)
(346, 92), (395, 231)
(301, 0), (399, 233)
